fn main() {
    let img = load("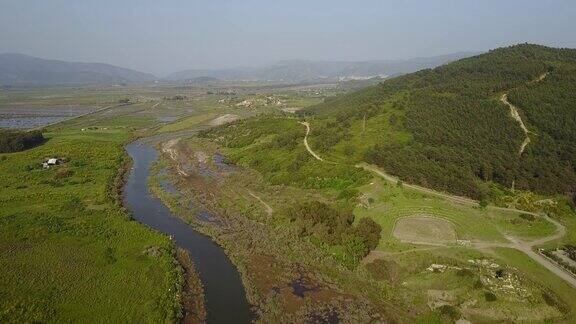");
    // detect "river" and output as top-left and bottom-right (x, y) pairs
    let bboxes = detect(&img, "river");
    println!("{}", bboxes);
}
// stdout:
(124, 139), (253, 323)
